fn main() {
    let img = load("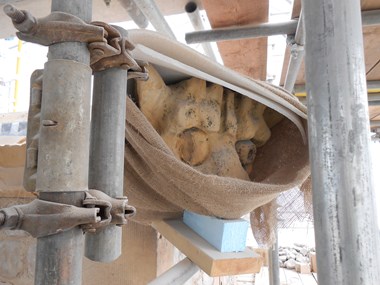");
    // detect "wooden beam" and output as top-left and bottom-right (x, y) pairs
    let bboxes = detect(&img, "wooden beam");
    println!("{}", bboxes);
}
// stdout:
(153, 219), (263, 277)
